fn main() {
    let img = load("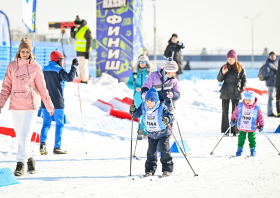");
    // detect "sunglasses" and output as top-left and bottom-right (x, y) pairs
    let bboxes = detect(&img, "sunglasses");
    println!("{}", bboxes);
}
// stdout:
(20, 50), (31, 54)
(139, 61), (147, 64)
